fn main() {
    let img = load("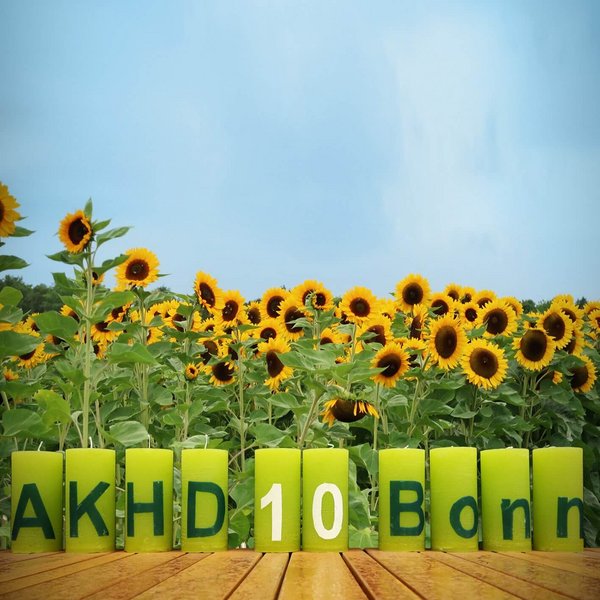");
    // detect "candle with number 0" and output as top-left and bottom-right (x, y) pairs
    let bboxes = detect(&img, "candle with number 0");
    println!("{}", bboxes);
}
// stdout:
(11, 451), (63, 553)
(125, 448), (173, 552)
(254, 448), (301, 552)
(302, 448), (348, 551)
